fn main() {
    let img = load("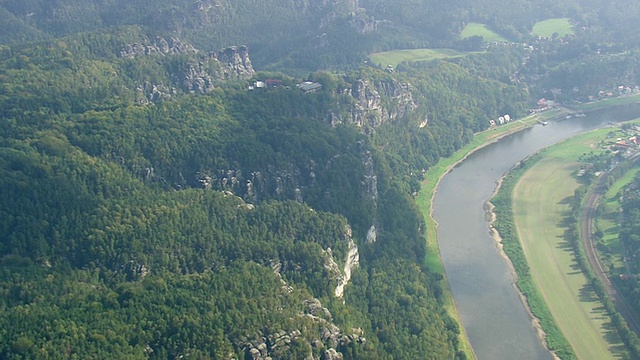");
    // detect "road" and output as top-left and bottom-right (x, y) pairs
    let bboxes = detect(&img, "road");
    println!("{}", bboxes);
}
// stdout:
(581, 172), (640, 335)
